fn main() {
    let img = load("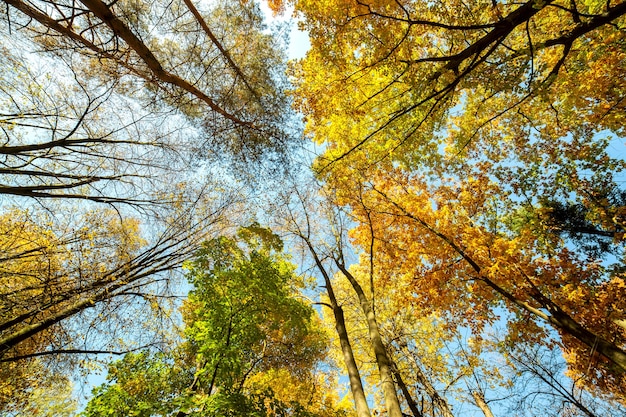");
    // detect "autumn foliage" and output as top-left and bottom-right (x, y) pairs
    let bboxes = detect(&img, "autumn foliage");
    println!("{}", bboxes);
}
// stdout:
(3, 0), (626, 415)
(277, 0), (626, 407)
